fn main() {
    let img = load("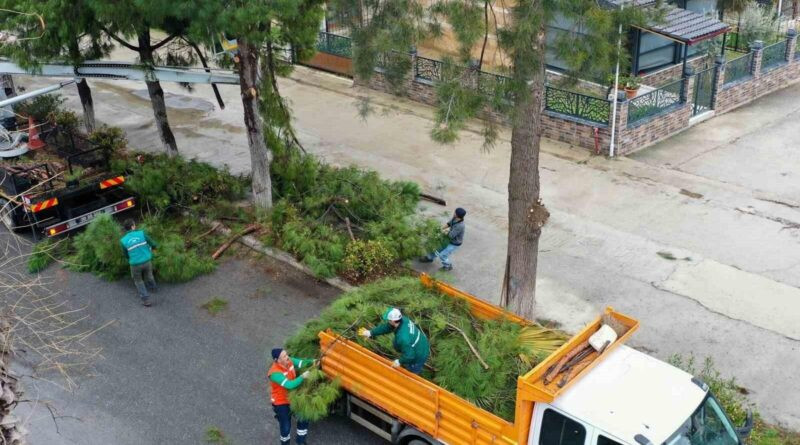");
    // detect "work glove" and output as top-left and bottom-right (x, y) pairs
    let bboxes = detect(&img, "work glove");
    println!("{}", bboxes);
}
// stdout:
(301, 371), (311, 379)
(313, 359), (320, 367)
(358, 327), (371, 338)
(391, 359), (401, 369)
